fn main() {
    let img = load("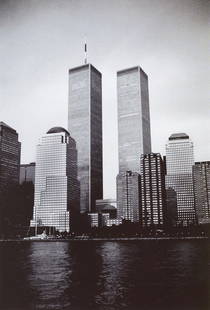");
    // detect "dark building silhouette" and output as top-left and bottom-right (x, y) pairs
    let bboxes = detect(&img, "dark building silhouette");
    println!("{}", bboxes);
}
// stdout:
(193, 161), (210, 224)
(0, 122), (21, 192)
(0, 122), (21, 236)
(140, 153), (166, 227)
(19, 162), (35, 184)
(117, 171), (141, 222)
(68, 64), (103, 213)
(166, 187), (178, 227)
